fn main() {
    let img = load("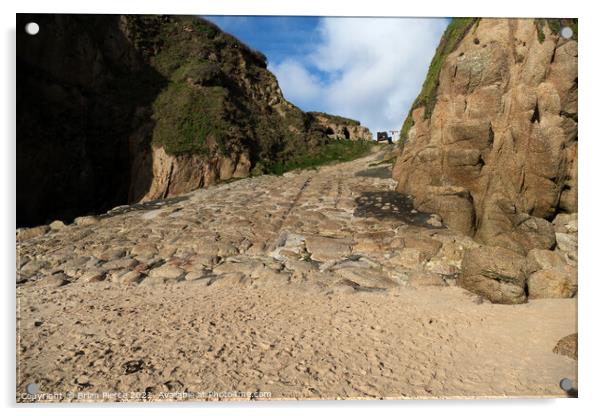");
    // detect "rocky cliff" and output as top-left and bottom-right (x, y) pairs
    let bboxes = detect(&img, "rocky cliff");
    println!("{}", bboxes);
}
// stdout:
(308, 112), (373, 141)
(392, 18), (578, 304)
(17, 14), (371, 226)
(393, 18), (577, 255)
